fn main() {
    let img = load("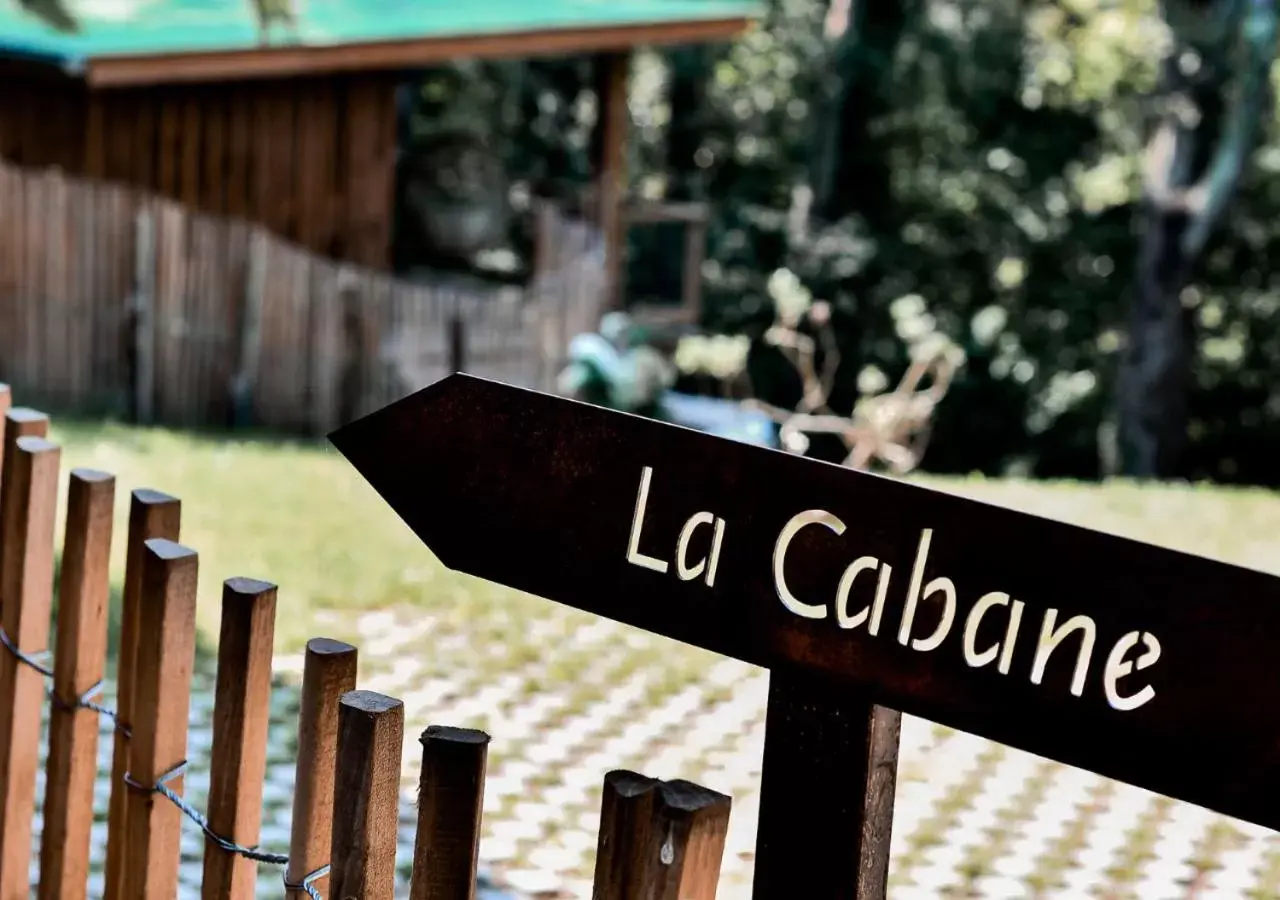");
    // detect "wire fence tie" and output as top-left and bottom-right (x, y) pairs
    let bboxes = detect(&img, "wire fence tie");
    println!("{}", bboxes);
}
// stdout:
(0, 620), (327, 899)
